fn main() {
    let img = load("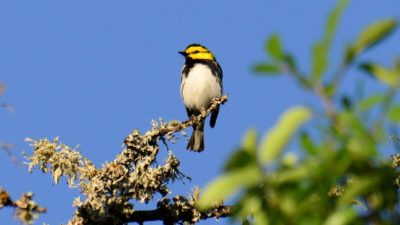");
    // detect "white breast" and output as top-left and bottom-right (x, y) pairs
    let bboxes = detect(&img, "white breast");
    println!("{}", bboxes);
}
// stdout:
(181, 64), (222, 111)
